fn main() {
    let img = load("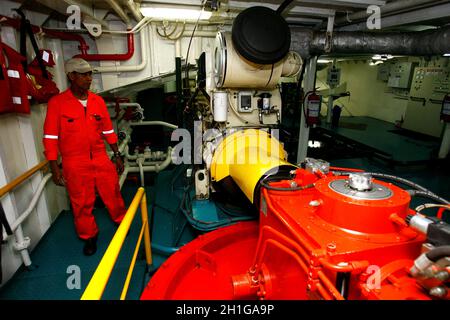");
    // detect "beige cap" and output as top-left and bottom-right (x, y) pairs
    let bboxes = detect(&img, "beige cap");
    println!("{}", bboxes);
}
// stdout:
(65, 58), (93, 74)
